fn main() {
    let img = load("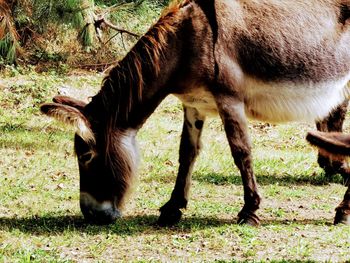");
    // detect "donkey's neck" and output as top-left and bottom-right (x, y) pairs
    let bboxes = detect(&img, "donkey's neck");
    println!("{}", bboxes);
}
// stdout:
(87, 4), (191, 130)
